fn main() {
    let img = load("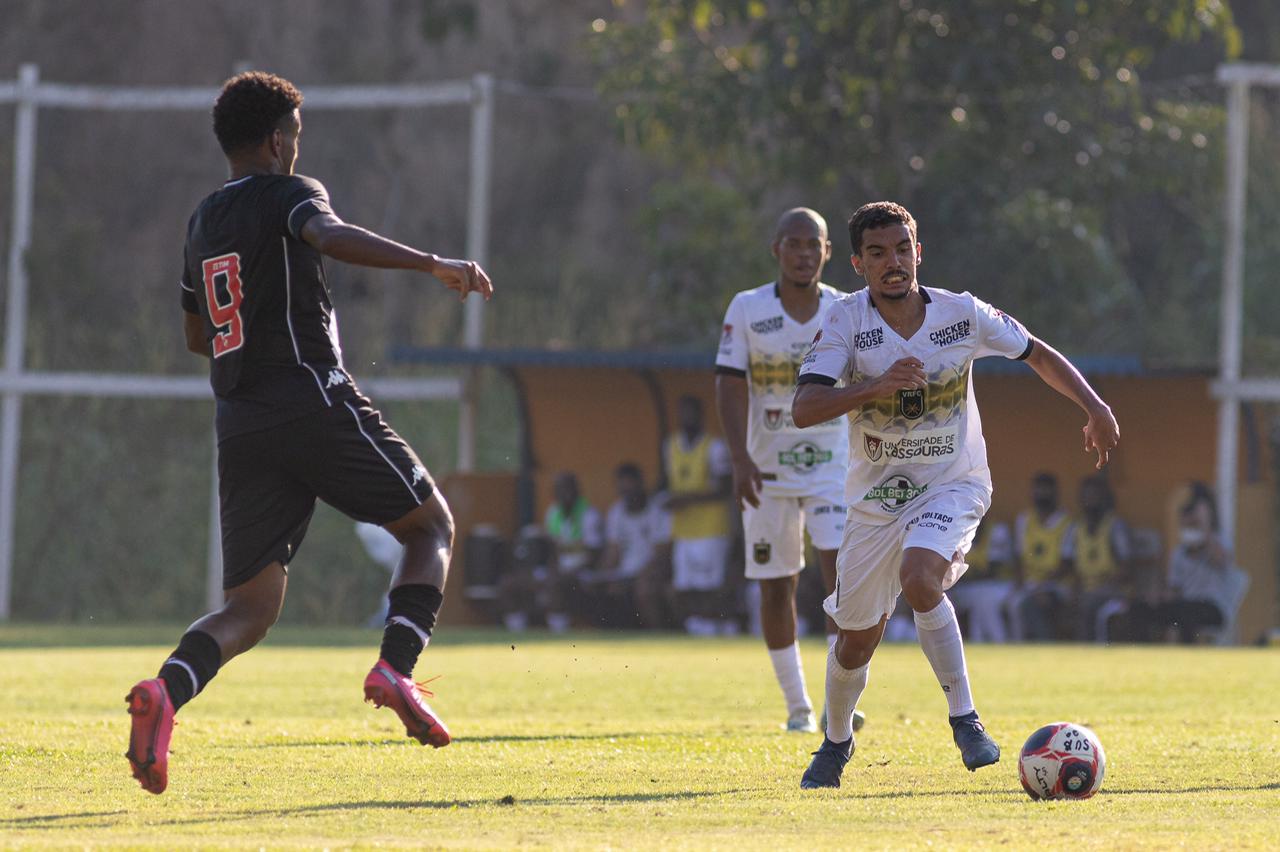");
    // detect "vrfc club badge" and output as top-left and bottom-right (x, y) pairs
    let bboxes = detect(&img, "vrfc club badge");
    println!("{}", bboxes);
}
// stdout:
(899, 387), (924, 420)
